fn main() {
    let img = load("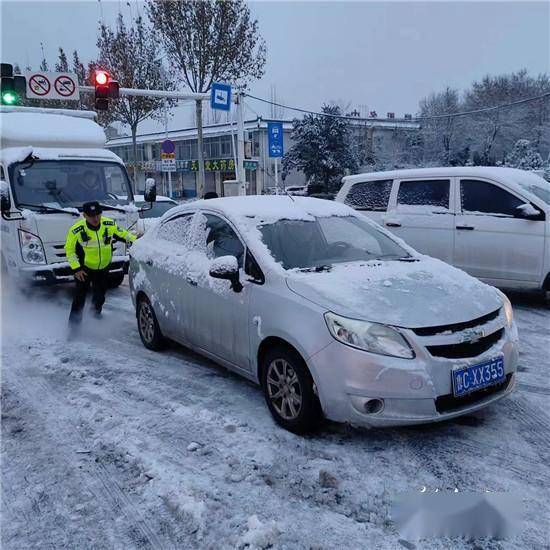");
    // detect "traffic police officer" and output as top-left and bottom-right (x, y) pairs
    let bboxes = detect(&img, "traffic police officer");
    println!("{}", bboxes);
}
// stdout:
(65, 201), (136, 325)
